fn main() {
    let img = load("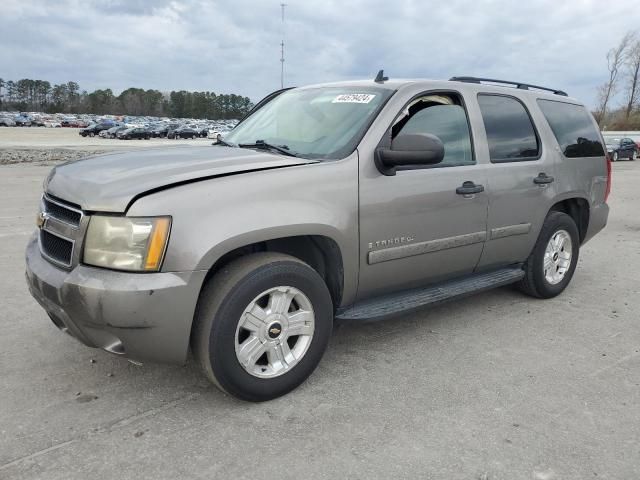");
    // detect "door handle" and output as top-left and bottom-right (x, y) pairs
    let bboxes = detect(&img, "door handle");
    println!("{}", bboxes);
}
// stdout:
(533, 172), (554, 184)
(456, 181), (484, 195)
